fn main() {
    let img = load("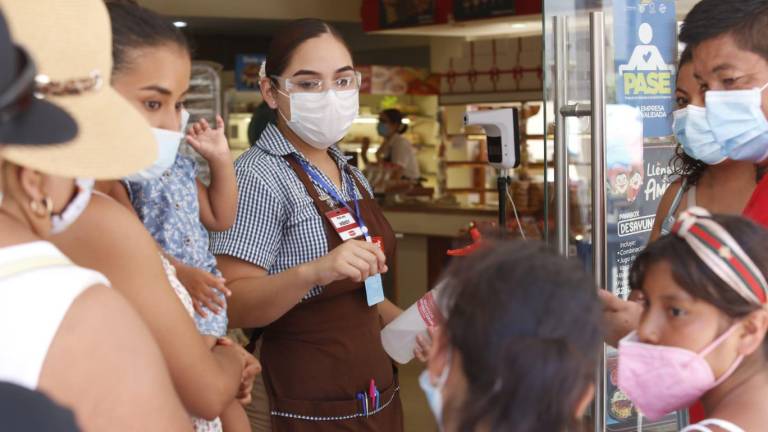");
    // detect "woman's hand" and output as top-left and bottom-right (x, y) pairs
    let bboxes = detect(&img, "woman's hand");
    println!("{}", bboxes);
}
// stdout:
(217, 337), (261, 405)
(305, 240), (387, 286)
(175, 262), (231, 317)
